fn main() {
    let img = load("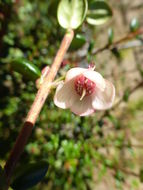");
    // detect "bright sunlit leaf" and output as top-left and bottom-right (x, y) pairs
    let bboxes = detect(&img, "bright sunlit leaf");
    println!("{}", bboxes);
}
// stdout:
(86, 0), (113, 25)
(57, 0), (88, 29)
(108, 28), (114, 44)
(130, 18), (139, 32)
